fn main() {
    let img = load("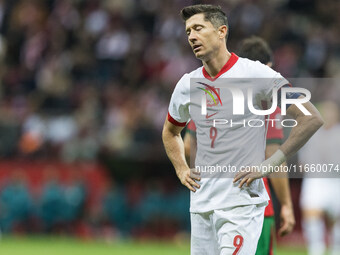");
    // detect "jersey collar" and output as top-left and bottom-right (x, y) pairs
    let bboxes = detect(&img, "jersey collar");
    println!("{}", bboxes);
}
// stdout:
(202, 52), (239, 81)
